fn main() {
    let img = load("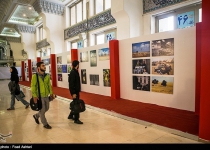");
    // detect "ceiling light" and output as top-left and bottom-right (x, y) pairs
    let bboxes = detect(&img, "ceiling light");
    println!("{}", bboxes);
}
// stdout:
(23, 14), (26, 16)
(10, 30), (12, 31)
(29, 7), (32, 10)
